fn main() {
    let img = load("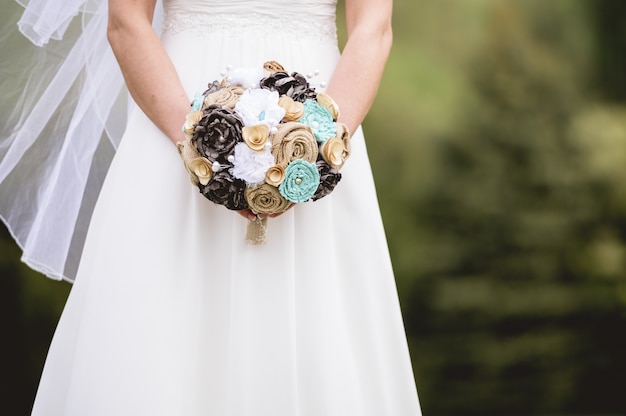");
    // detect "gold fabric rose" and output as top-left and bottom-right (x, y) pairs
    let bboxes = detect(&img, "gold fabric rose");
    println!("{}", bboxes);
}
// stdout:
(316, 92), (340, 121)
(321, 136), (349, 170)
(203, 86), (245, 109)
(278, 95), (305, 122)
(245, 183), (293, 215)
(265, 164), (286, 187)
(270, 122), (318, 165)
(242, 124), (270, 151)
(187, 157), (213, 185)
